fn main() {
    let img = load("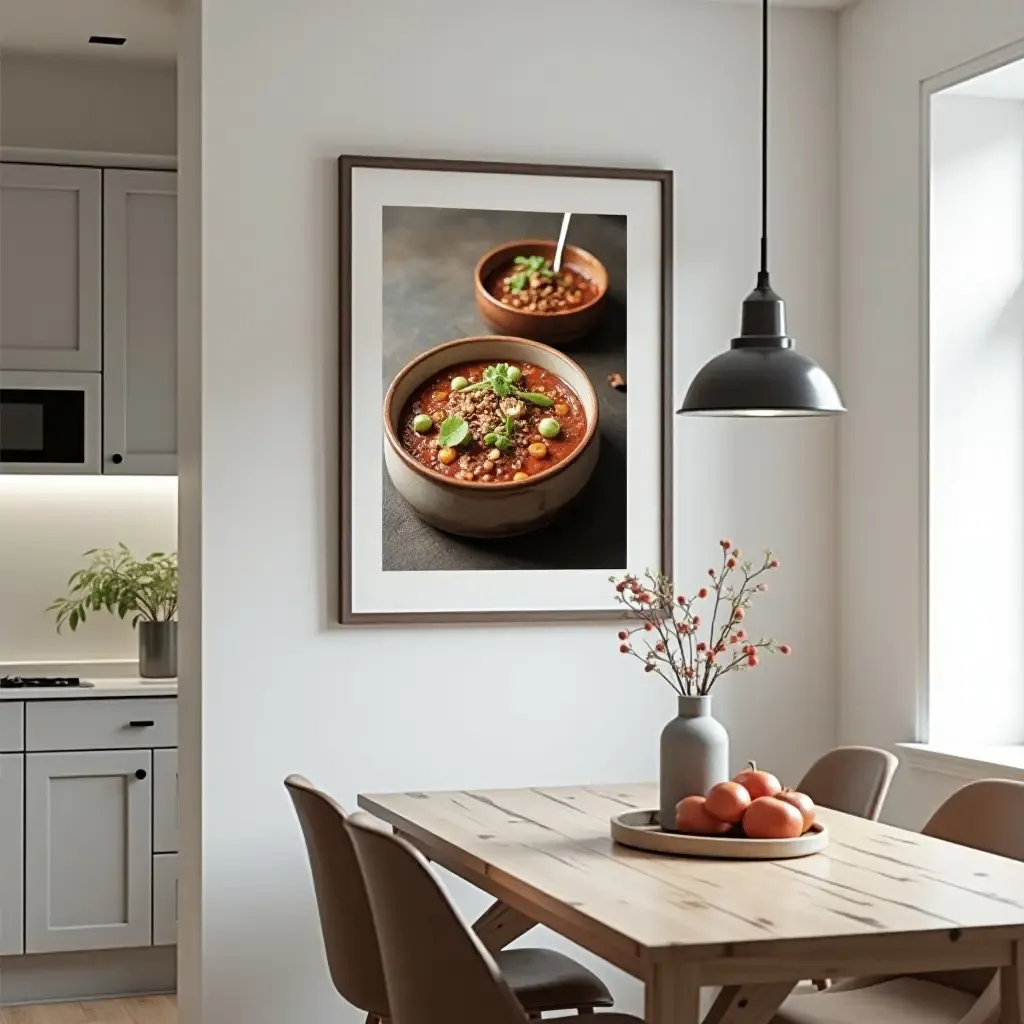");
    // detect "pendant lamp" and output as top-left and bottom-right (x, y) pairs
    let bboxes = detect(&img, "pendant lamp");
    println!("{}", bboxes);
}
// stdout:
(677, 0), (845, 417)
